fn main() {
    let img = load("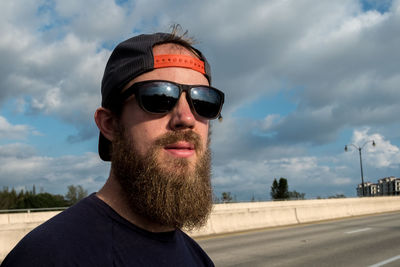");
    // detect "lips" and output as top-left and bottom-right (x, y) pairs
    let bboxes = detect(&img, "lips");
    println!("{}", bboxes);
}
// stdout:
(164, 141), (195, 158)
